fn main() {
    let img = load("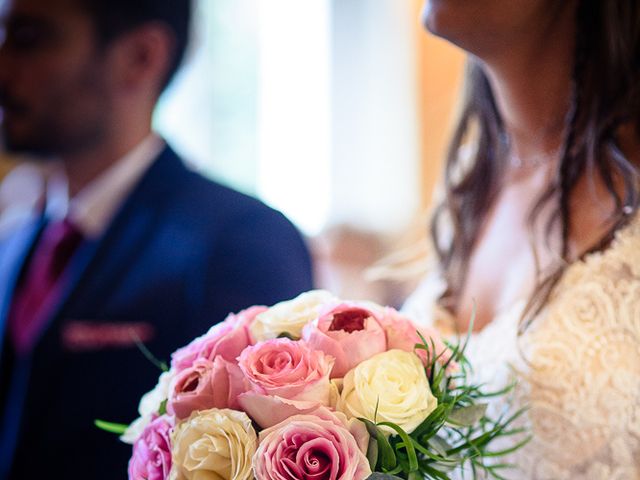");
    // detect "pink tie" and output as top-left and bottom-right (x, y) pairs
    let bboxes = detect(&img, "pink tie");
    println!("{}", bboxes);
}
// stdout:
(8, 219), (84, 355)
